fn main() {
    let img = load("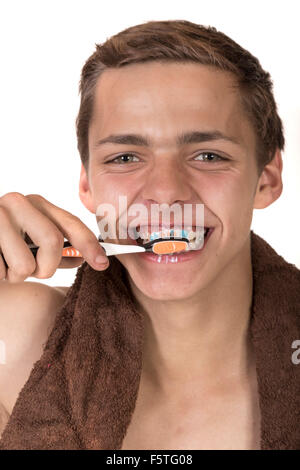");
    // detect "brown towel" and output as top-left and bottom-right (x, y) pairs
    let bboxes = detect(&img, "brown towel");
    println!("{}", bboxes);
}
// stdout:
(0, 230), (299, 450)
